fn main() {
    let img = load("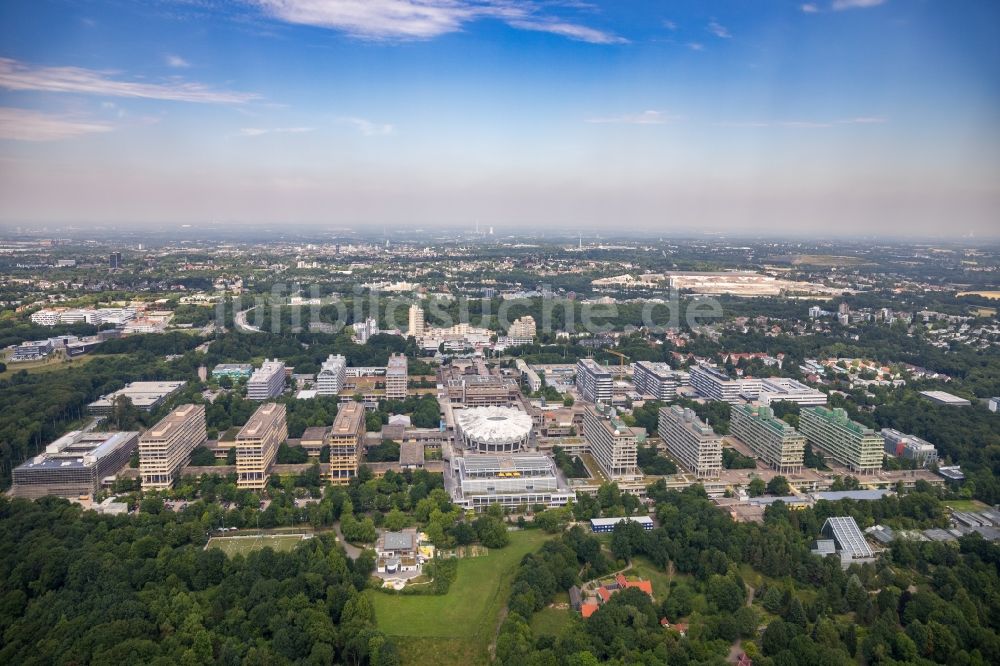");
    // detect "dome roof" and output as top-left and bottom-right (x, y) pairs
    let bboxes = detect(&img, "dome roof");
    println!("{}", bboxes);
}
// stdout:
(456, 406), (533, 446)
